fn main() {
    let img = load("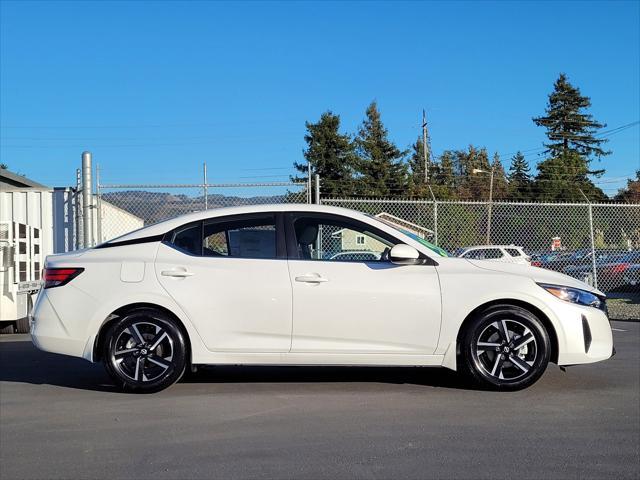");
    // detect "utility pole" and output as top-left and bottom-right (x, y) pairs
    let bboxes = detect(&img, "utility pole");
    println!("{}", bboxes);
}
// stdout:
(422, 110), (429, 183)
